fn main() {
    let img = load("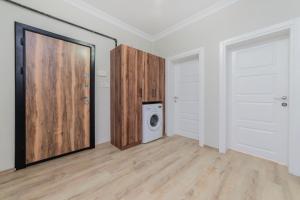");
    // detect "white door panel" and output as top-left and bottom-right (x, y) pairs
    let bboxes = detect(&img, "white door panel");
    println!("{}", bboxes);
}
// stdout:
(235, 44), (274, 68)
(175, 58), (201, 140)
(231, 39), (289, 164)
(235, 74), (275, 94)
(179, 83), (200, 101)
(236, 102), (274, 122)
